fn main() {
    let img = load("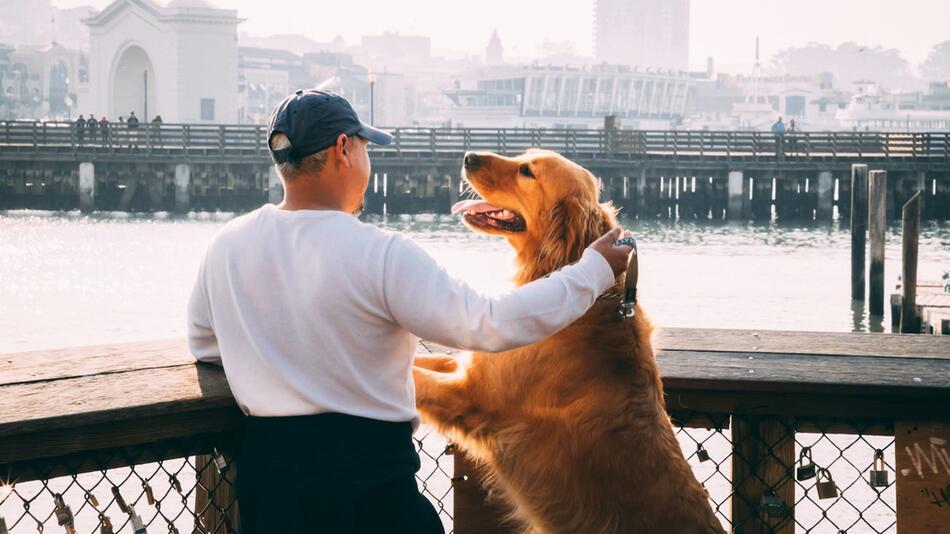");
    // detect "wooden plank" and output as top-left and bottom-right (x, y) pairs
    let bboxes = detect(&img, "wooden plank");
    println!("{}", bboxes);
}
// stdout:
(0, 363), (236, 435)
(0, 338), (190, 386)
(653, 327), (950, 360)
(731, 417), (795, 534)
(895, 421), (950, 533)
(657, 350), (950, 394)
